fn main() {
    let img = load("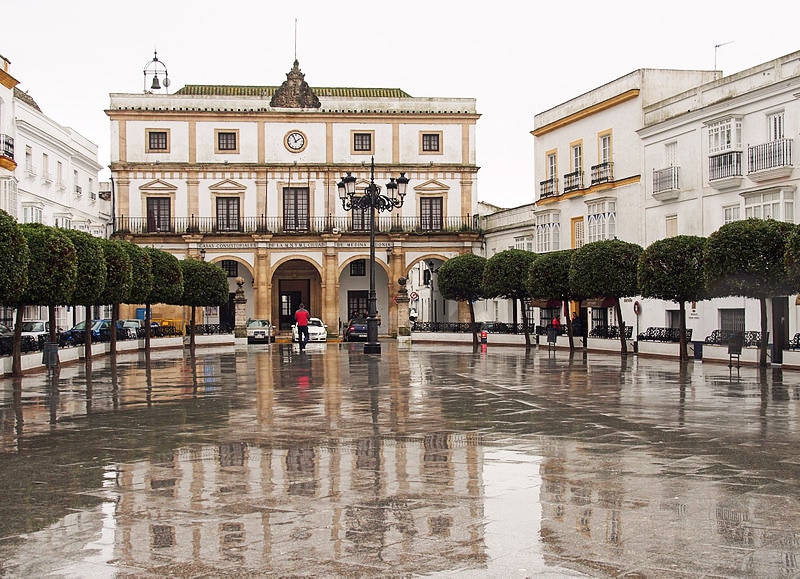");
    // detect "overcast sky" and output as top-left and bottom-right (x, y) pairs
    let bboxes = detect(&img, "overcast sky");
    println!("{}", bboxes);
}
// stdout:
(4, 1), (797, 208)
